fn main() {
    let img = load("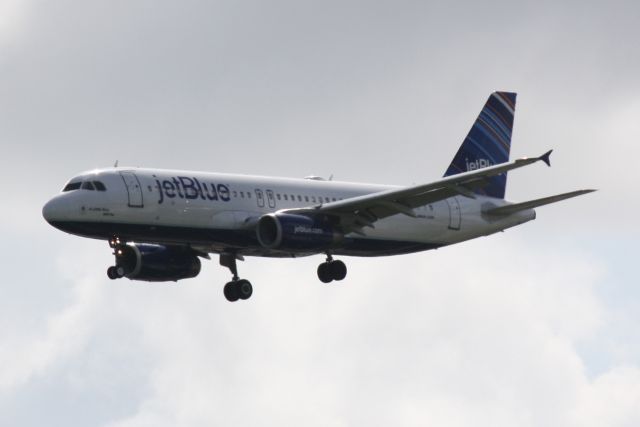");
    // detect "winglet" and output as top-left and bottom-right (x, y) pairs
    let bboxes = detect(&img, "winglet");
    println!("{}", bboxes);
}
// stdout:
(539, 150), (553, 167)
